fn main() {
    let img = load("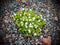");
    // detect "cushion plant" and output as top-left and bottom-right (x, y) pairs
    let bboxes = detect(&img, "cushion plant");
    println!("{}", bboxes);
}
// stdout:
(12, 8), (46, 36)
